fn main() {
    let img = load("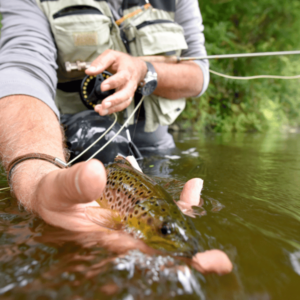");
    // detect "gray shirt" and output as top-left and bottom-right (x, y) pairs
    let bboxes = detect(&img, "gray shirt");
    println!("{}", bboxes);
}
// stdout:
(0, 0), (209, 119)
